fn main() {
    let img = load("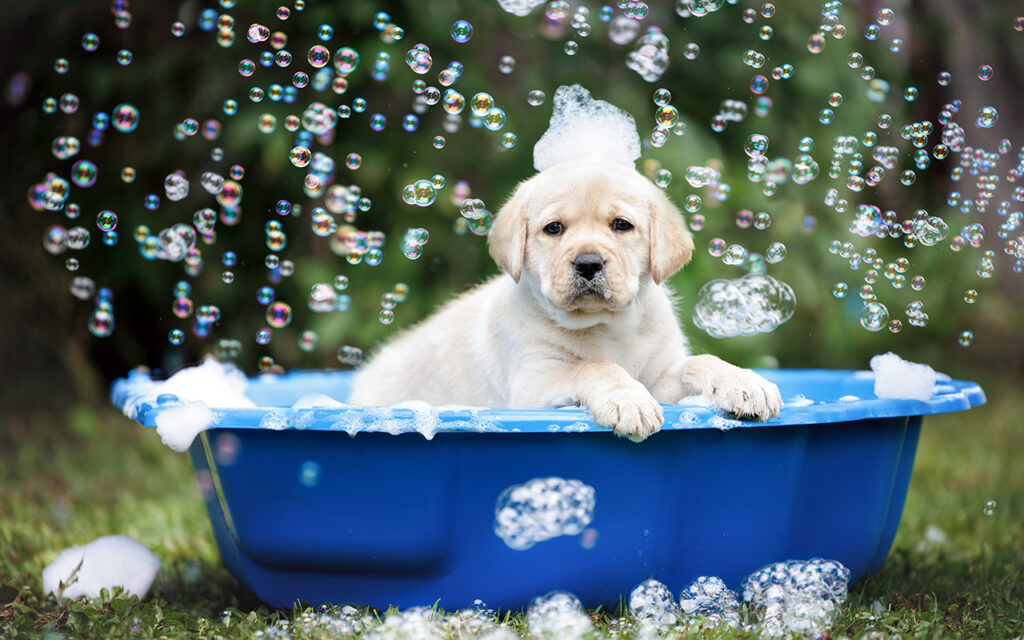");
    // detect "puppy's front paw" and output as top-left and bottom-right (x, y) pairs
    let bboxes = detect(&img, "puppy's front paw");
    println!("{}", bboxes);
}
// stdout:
(708, 369), (783, 421)
(587, 383), (664, 442)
